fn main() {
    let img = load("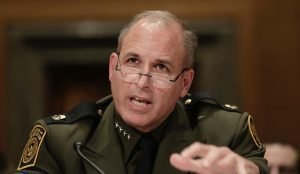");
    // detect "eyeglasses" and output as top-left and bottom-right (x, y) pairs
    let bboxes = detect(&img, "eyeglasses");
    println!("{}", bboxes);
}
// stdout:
(115, 55), (187, 89)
